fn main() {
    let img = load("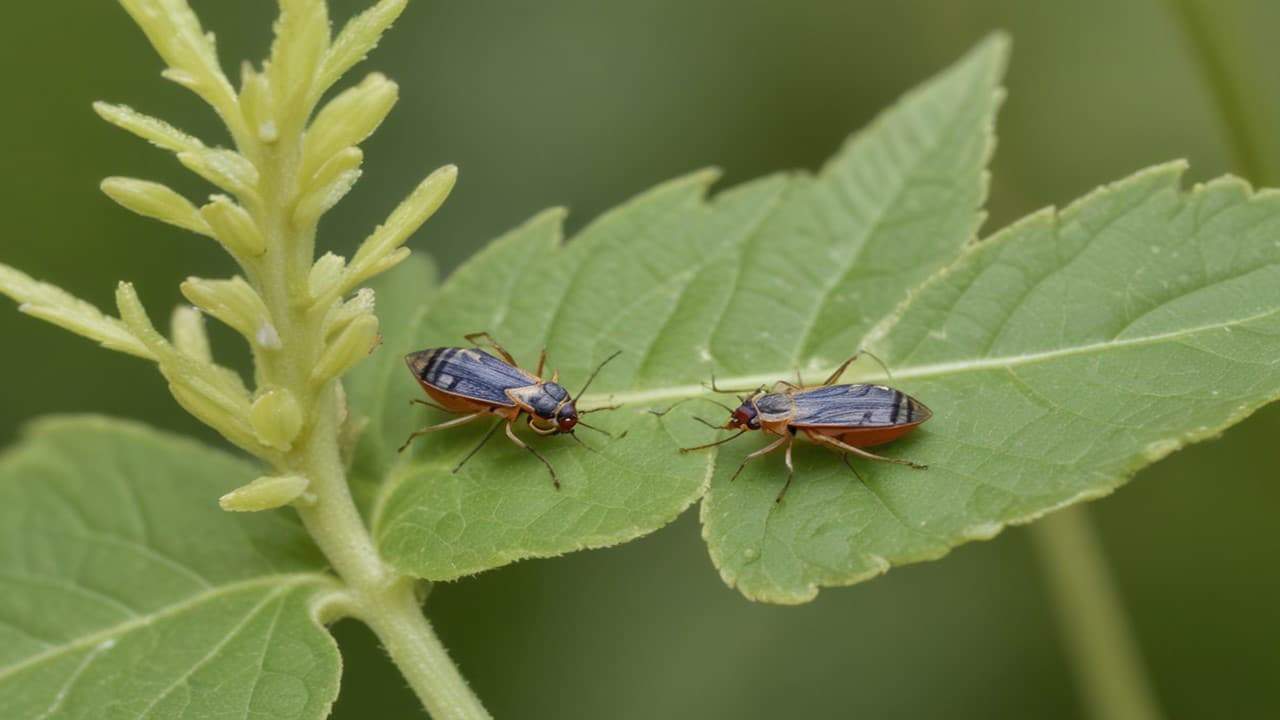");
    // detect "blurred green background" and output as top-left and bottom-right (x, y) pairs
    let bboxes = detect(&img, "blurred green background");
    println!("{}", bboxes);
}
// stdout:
(3, 0), (1279, 717)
